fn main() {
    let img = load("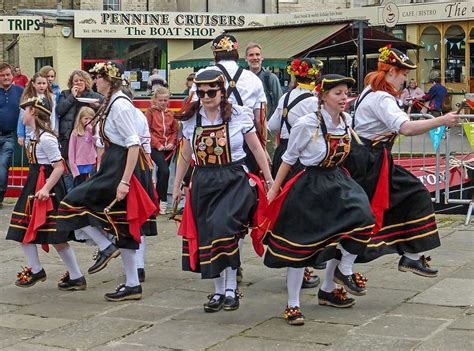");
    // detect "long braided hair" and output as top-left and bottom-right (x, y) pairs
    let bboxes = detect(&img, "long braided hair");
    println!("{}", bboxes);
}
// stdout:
(31, 107), (56, 140)
(92, 77), (123, 127)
